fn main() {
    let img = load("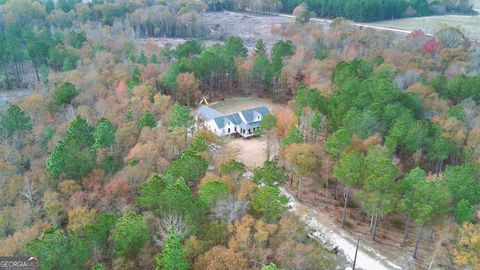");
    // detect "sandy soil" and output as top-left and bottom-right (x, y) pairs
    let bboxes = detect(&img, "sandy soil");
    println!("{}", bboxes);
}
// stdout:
(227, 137), (267, 168)
(203, 12), (293, 50)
